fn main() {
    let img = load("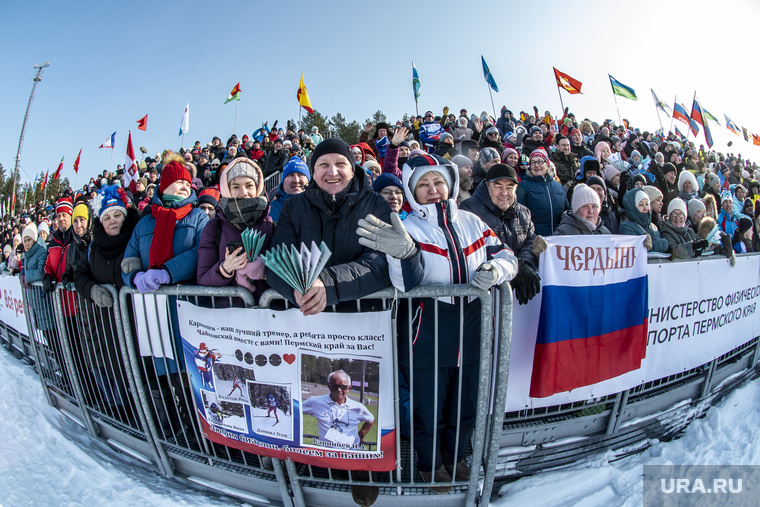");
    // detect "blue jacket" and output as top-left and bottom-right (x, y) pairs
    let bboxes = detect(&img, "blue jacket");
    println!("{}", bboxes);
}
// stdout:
(22, 241), (47, 283)
(718, 208), (738, 237)
(122, 192), (209, 288)
(516, 173), (570, 236)
(268, 184), (295, 224)
(618, 190), (669, 252)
